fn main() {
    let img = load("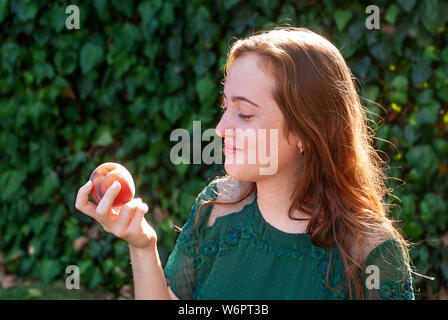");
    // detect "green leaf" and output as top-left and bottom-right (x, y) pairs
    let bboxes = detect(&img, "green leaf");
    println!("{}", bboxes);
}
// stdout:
(415, 102), (440, 124)
(364, 85), (380, 101)
(40, 259), (61, 285)
(162, 97), (185, 124)
(40, 168), (61, 200)
(403, 124), (420, 145)
(0, 0), (10, 23)
(109, 23), (141, 53)
(167, 37), (182, 61)
(32, 27), (52, 46)
(175, 162), (189, 177)
(194, 51), (217, 76)
(94, 127), (114, 147)
(92, 0), (108, 18)
(103, 259), (114, 274)
(54, 50), (77, 75)
(196, 77), (217, 110)
(397, 0), (416, 11)
(421, 0), (447, 33)
(406, 145), (438, 177)
(223, 0), (239, 10)
(80, 42), (103, 74)
(1, 42), (25, 72)
(88, 267), (104, 289)
(423, 45), (439, 61)
(32, 63), (55, 85)
(111, 0), (134, 18)
(385, 4), (400, 25)
(419, 245), (429, 263)
(390, 91), (407, 104)
(254, 0), (277, 16)
(390, 75), (408, 91)
(278, 4), (296, 24)
(433, 138), (448, 157)
(0, 169), (27, 201)
(389, 75), (409, 103)
(116, 129), (147, 158)
(38, 4), (66, 33)
(441, 48), (448, 63)
(441, 259), (448, 279)
(23, 70), (33, 84)
(26, 288), (42, 299)
(160, 1), (175, 26)
(411, 63), (432, 85)
(348, 56), (371, 79)
(333, 10), (353, 32)
(138, 0), (163, 25)
(419, 201), (431, 222)
(164, 63), (184, 93)
(11, 0), (37, 21)
(424, 193), (446, 214)
(403, 221), (423, 238)
(376, 124), (390, 149)
(401, 194), (416, 220)
(369, 41), (391, 64)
